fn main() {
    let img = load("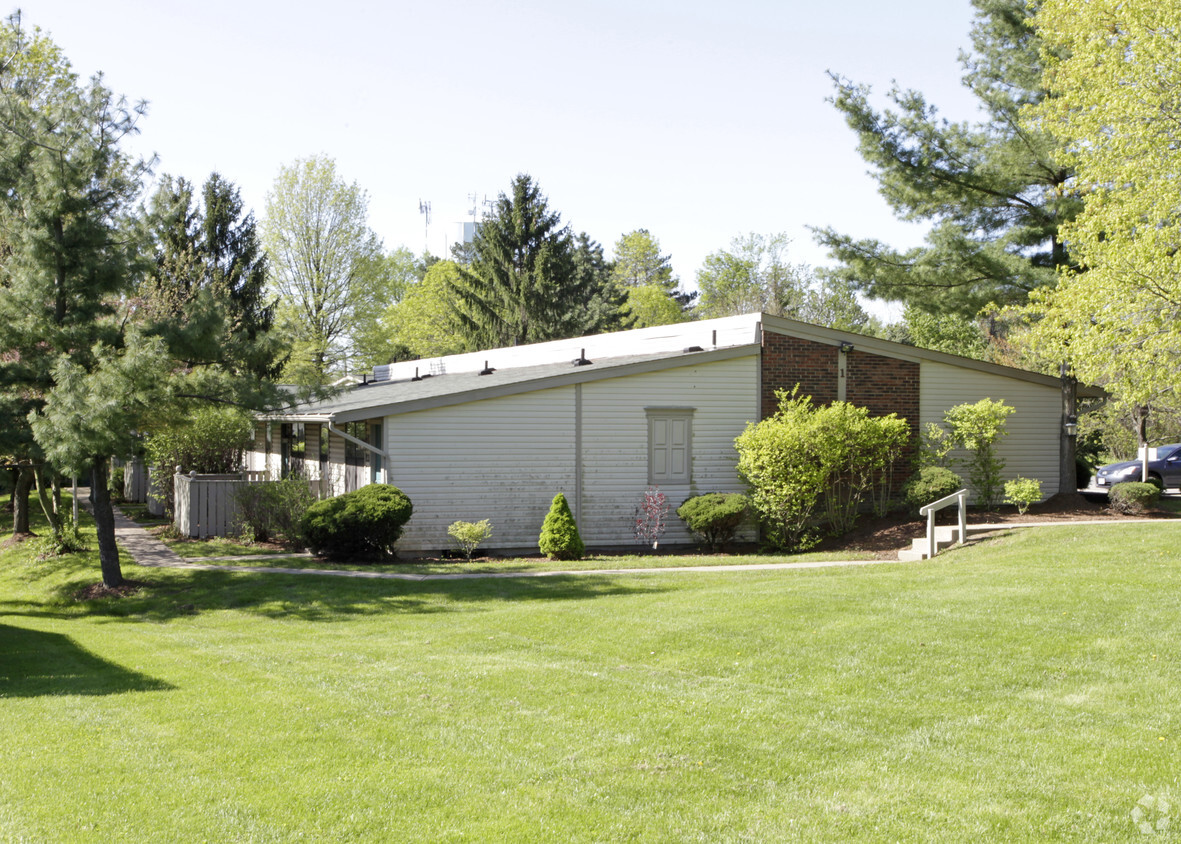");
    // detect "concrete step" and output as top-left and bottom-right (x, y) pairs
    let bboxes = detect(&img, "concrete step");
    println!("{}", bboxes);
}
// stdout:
(898, 525), (964, 562)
